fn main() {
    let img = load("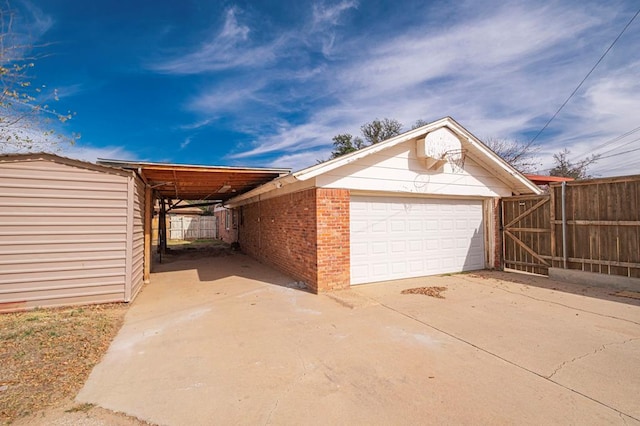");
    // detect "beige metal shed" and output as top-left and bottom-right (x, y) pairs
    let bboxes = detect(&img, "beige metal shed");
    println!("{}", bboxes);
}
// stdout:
(0, 153), (145, 313)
